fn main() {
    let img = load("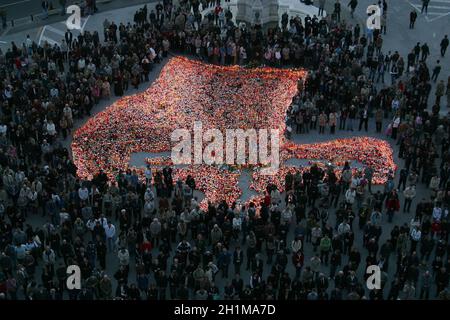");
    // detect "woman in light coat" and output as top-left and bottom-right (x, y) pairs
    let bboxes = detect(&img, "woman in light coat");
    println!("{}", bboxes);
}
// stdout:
(318, 112), (327, 134)
(291, 237), (303, 253)
(429, 176), (440, 198)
